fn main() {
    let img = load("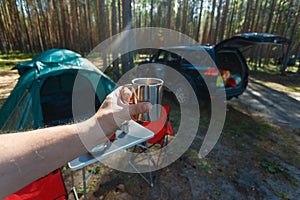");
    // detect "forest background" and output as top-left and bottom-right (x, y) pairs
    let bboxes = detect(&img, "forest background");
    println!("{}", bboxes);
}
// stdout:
(0, 0), (299, 77)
